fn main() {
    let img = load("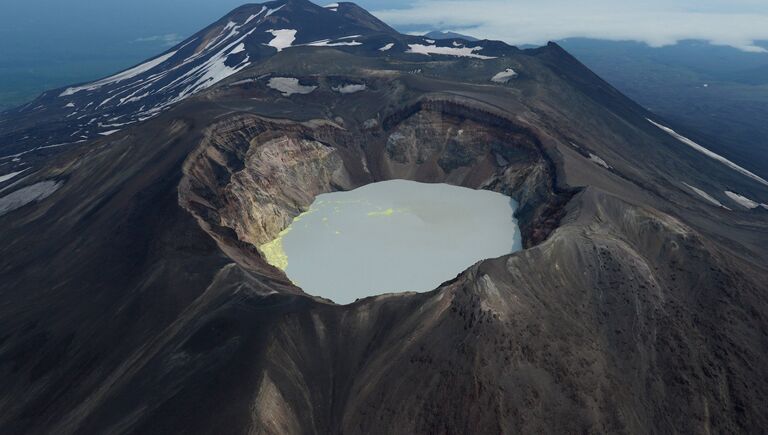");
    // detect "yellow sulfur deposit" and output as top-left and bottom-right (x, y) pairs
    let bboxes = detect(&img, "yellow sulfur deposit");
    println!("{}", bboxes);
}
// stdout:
(259, 227), (291, 270)
(367, 207), (395, 217)
(259, 209), (317, 271)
